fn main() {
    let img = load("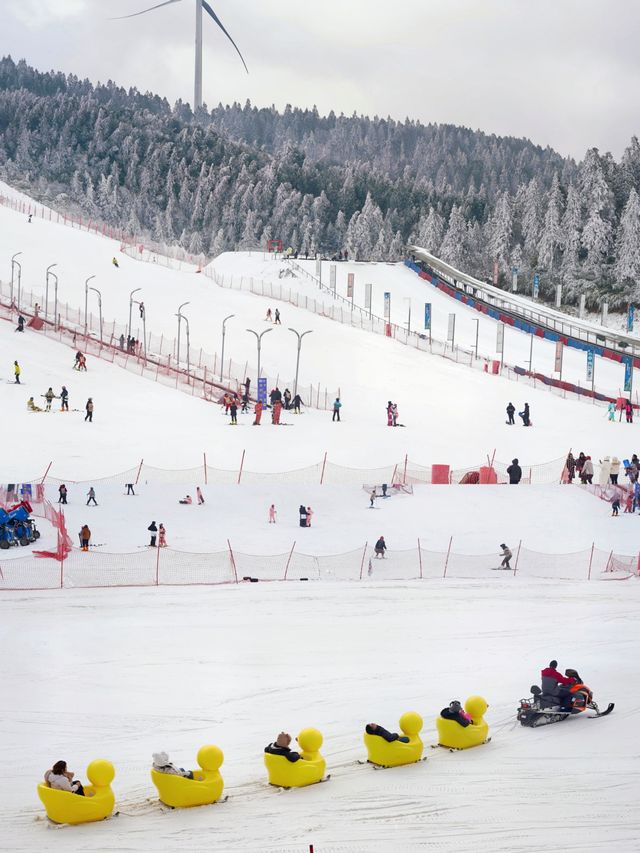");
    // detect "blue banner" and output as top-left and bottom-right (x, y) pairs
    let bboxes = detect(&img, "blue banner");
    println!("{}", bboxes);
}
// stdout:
(586, 349), (594, 382)
(424, 303), (431, 330)
(628, 304), (635, 332)
(383, 292), (391, 321)
(533, 273), (540, 299)
(624, 358), (633, 393)
(257, 376), (268, 406)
